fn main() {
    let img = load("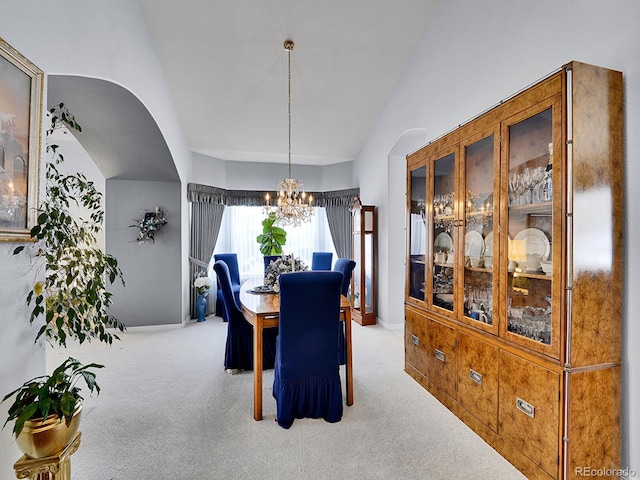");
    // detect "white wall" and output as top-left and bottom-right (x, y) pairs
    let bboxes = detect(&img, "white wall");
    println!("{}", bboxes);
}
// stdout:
(353, 0), (640, 472)
(106, 179), (182, 326)
(190, 152), (353, 192)
(0, 245), (46, 474)
(50, 131), (106, 250)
